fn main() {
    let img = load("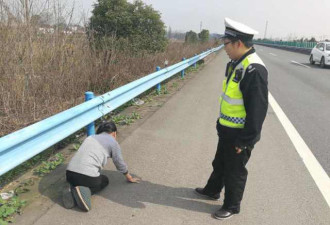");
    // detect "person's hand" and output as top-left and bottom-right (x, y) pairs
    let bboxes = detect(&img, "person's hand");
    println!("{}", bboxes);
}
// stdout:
(235, 146), (243, 154)
(125, 173), (140, 183)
